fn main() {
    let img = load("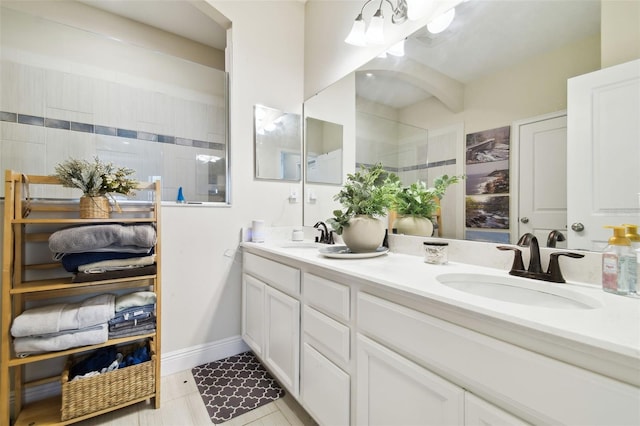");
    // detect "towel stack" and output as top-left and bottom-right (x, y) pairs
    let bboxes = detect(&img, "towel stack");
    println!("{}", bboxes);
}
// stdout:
(108, 291), (157, 339)
(48, 223), (157, 282)
(11, 291), (157, 357)
(11, 294), (115, 357)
